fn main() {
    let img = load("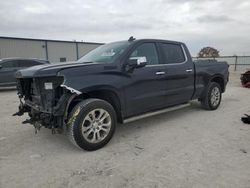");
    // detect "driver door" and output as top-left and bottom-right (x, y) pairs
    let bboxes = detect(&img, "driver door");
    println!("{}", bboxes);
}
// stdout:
(124, 42), (168, 117)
